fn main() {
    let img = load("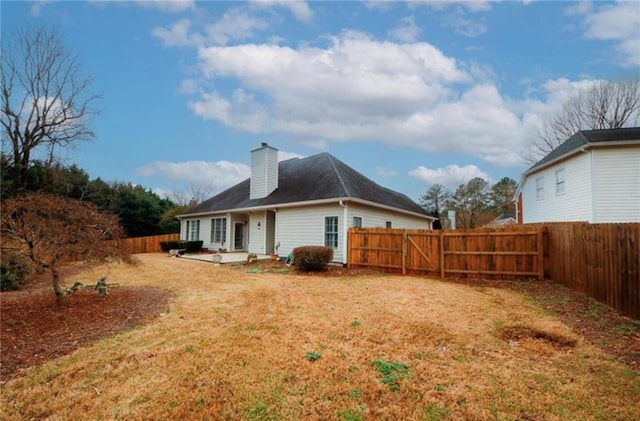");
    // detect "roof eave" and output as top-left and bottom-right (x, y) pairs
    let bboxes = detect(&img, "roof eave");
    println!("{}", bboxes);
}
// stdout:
(524, 138), (640, 177)
(177, 197), (434, 221)
(348, 197), (435, 221)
